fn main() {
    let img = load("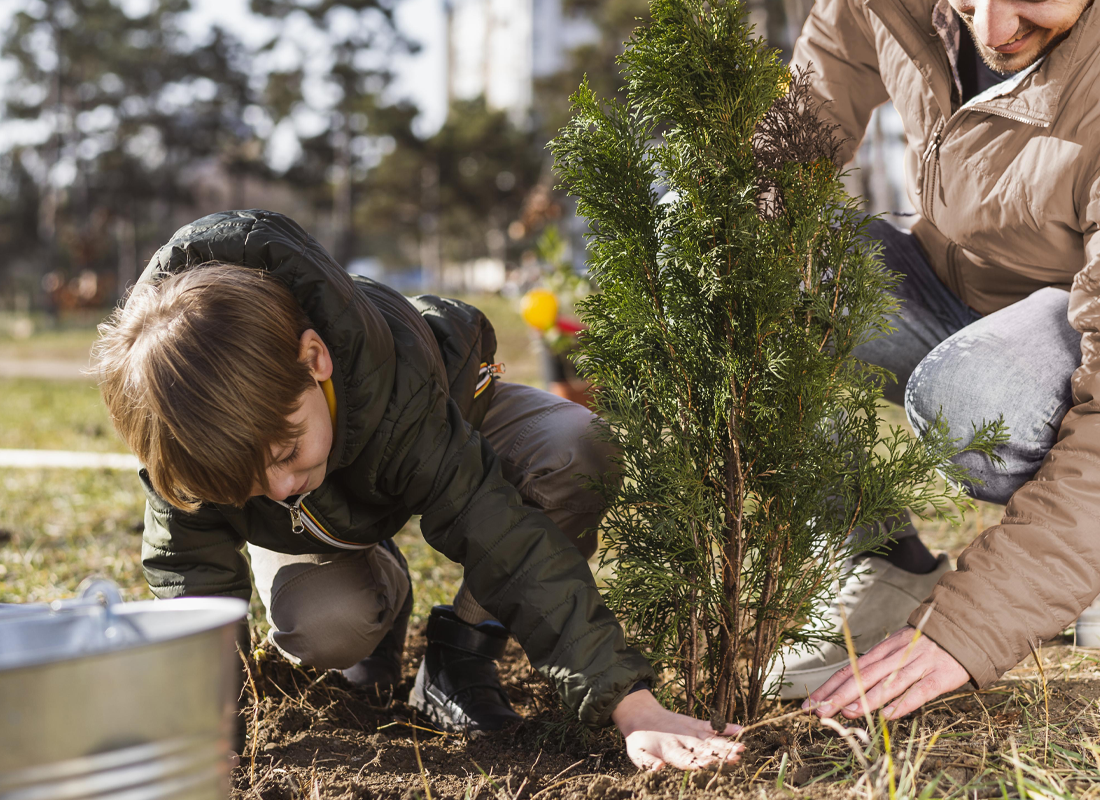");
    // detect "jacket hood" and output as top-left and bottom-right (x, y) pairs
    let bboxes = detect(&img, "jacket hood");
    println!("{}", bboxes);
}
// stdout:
(139, 209), (395, 472)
